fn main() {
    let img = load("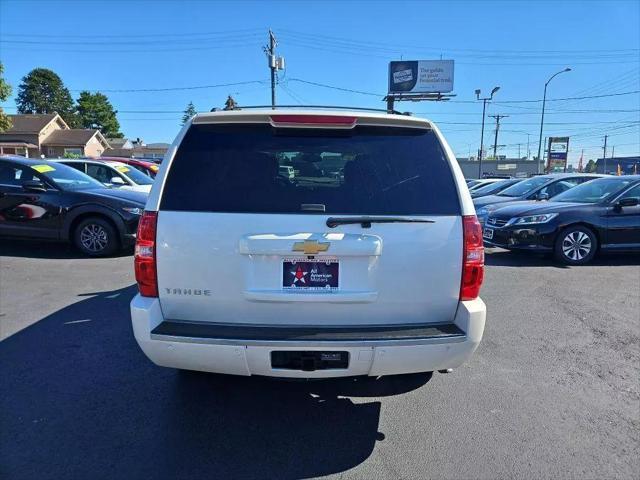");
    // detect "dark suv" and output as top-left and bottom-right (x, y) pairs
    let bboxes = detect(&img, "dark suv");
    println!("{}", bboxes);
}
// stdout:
(0, 156), (146, 256)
